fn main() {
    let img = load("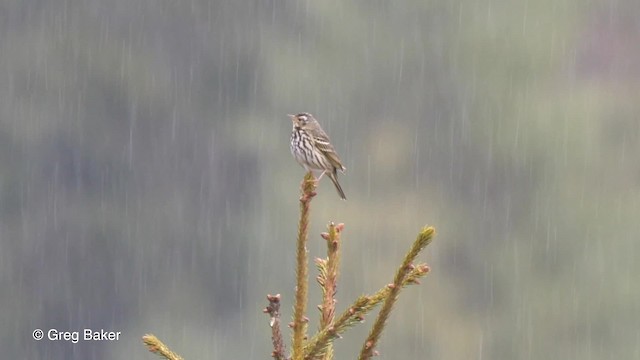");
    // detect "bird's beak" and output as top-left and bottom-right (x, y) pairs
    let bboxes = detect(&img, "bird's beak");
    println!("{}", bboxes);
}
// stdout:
(287, 114), (296, 123)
